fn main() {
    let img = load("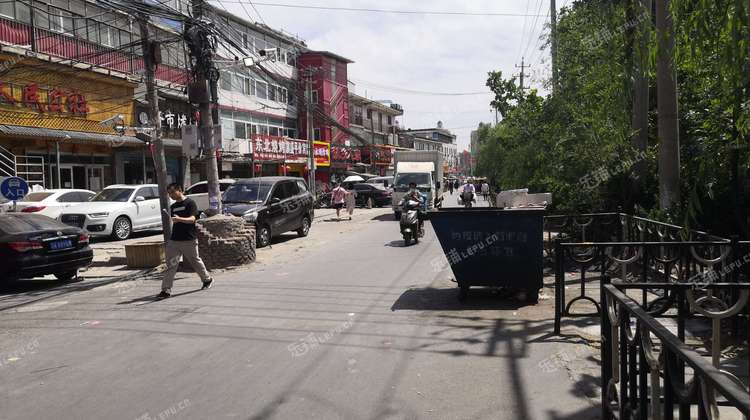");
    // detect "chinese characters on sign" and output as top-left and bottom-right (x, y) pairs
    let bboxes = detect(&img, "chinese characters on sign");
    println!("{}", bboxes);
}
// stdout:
(0, 81), (88, 116)
(314, 141), (331, 167)
(443, 230), (529, 267)
(159, 111), (192, 131)
(331, 145), (362, 163)
(252, 134), (309, 163)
